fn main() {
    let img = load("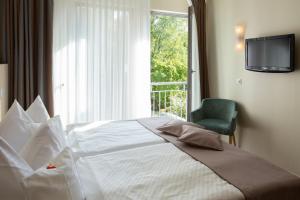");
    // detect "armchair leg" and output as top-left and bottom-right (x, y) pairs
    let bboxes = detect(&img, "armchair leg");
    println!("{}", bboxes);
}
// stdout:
(229, 134), (236, 146)
(233, 134), (236, 146)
